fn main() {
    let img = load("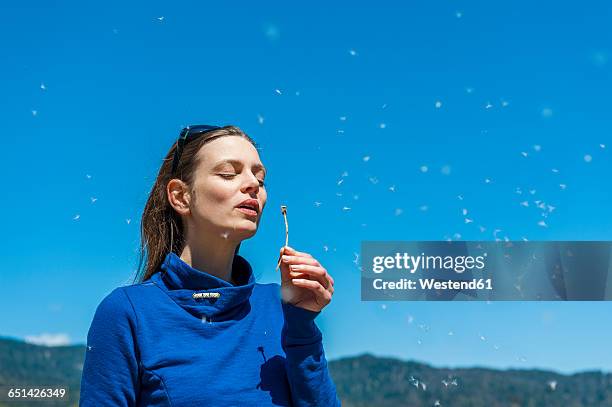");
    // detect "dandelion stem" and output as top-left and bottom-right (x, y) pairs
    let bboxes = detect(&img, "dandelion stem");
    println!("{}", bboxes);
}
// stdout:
(276, 205), (289, 271)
